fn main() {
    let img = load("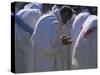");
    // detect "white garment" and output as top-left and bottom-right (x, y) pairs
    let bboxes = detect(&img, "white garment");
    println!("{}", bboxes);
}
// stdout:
(72, 15), (97, 69)
(52, 5), (65, 70)
(71, 10), (90, 50)
(52, 5), (59, 11)
(17, 9), (41, 30)
(24, 2), (42, 14)
(15, 8), (41, 73)
(71, 11), (90, 69)
(31, 9), (63, 71)
(62, 14), (76, 70)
